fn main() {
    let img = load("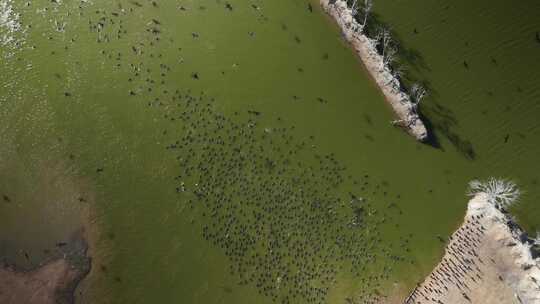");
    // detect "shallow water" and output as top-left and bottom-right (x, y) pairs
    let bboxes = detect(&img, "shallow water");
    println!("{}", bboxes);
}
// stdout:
(0, 0), (537, 303)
